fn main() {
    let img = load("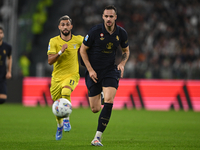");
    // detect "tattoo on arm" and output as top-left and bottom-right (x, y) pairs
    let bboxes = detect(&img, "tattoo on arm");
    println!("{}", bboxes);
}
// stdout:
(122, 53), (127, 61)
